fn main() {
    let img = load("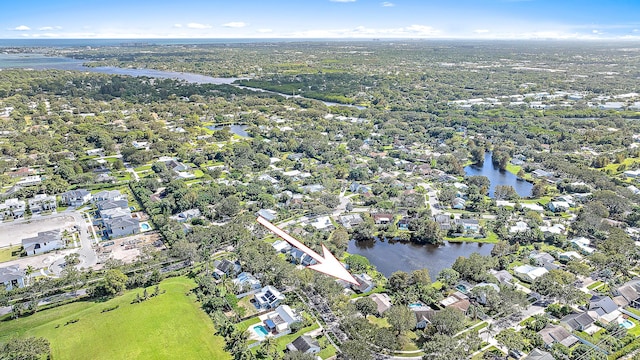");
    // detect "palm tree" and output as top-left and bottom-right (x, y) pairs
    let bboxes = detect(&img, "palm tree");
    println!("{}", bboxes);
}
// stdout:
(25, 265), (35, 286)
